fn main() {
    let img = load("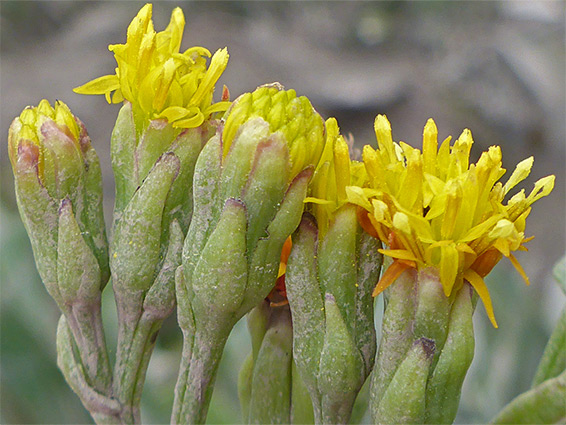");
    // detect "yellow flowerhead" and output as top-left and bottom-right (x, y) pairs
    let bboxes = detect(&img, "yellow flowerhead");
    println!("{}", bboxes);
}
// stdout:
(221, 84), (325, 179)
(305, 117), (367, 237)
(74, 4), (229, 130)
(8, 99), (84, 198)
(347, 115), (555, 327)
